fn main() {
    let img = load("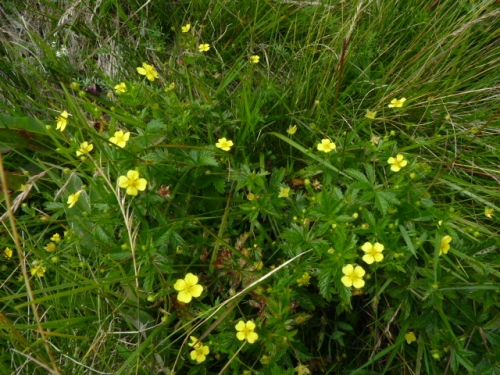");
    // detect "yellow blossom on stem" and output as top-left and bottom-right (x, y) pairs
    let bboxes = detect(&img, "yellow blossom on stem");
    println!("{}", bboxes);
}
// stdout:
(365, 110), (377, 119)
(215, 137), (233, 151)
(278, 186), (290, 198)
(4, 247), (13, 259)
(44, 242), (57, 252)
(250, 55), (260, 64)
(136, 62), (159, 82)
(361, 242), (384, 264)
(114, 82), (127, 94)
(198, 43), (210, 52)
(405, 332), (417, 344)
(439, 235), (452, 256)
(67, 190), (83, 208)
(485, 207), (494, 218)
(174, 273), (203, 303)
(109, 130), (131, 148)
(235, 320), (258, 344)
(295, 364), (311, 375)
(317, 139), (336, 153)
(247, 192), (255, 201)
(76, 141), (94, 157)
(118, 170), (147, 196)
(181, 24), (191, 33)
(388, 97), (406, 108)
(341, 264), (365, 288)
(189, 336), (209, 363)
(387, 154), (408, 172)
(50, 233), (61, 243)
(31, 263), (46, 277)
(287, 125), (297, 135)
(56, 110), (69, 131)
(297, 272), (311, 287)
